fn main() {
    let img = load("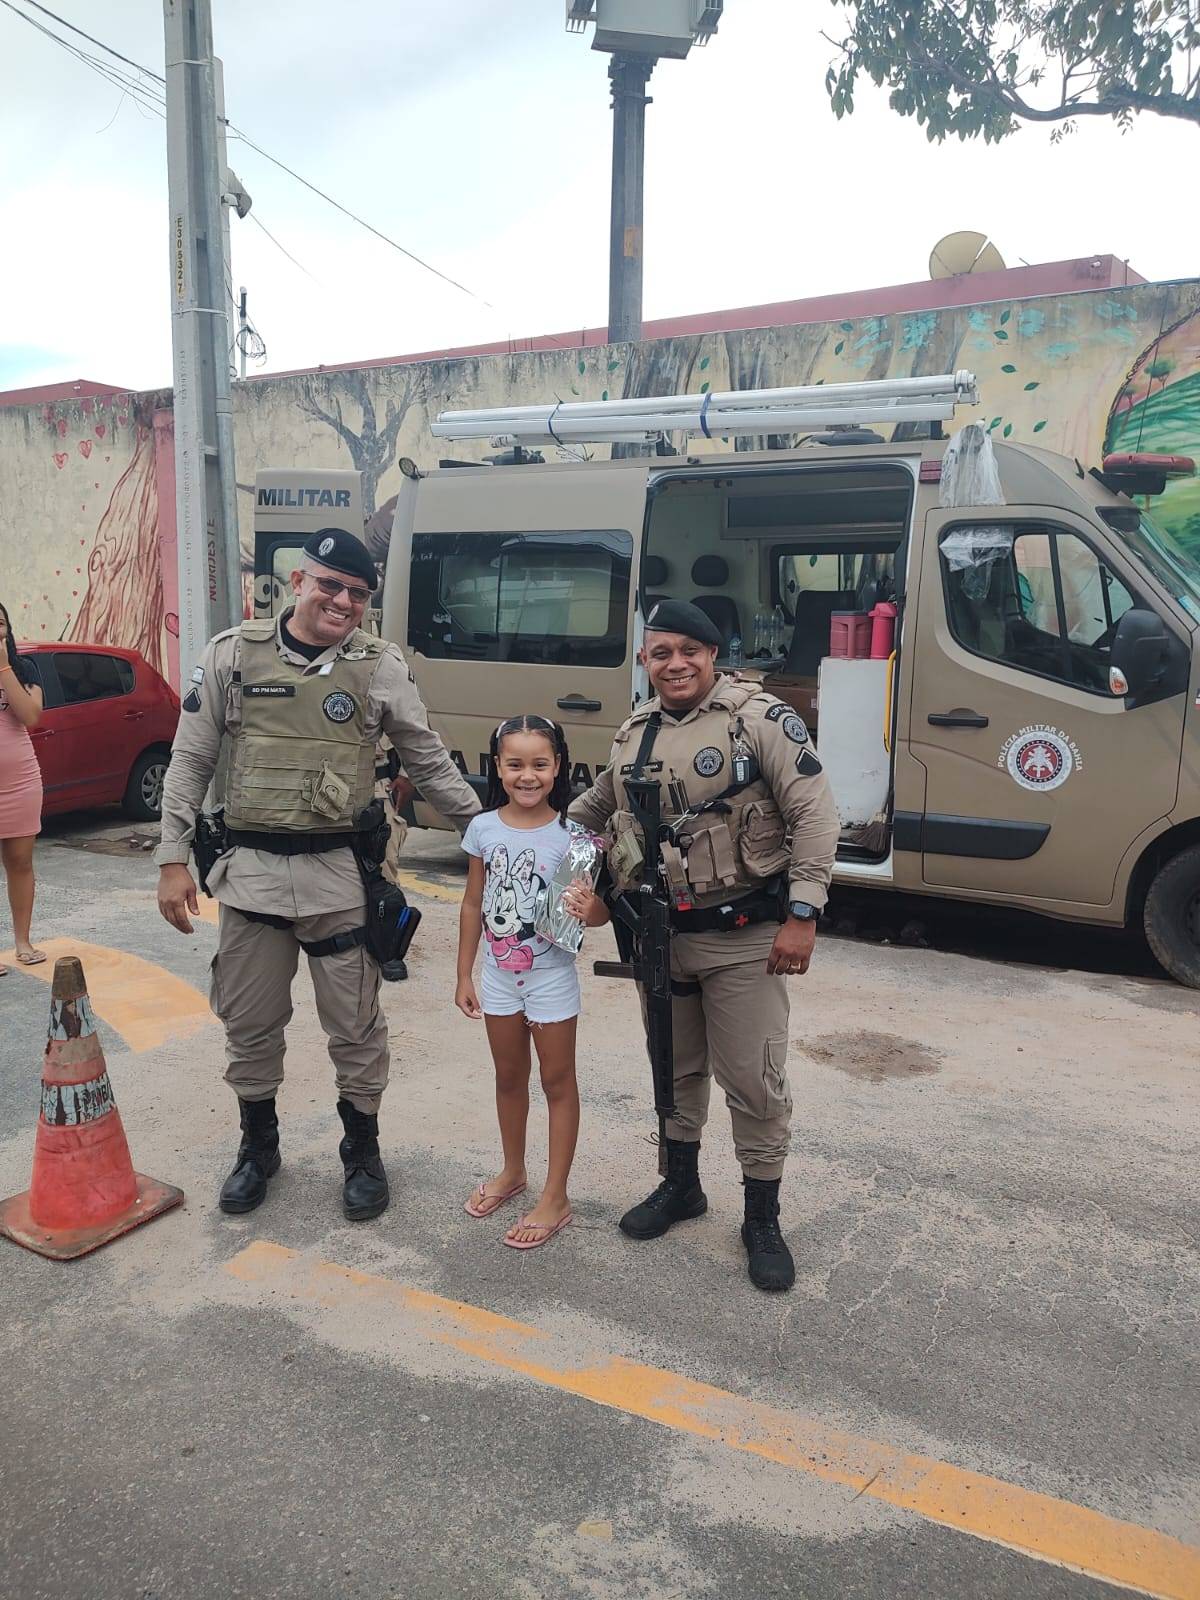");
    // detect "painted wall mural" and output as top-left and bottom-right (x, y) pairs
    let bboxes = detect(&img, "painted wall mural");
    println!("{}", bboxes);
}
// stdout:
(1, 280), (1197, 692)
(0, 390), (171, 673)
